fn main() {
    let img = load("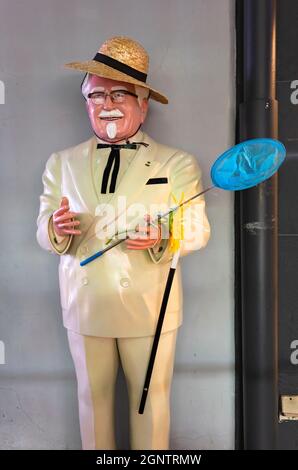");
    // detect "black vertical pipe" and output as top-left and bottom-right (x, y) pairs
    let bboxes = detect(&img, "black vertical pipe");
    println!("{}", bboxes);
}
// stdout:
(238, 0), (278, 449)
(235, 0), (244, 450)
